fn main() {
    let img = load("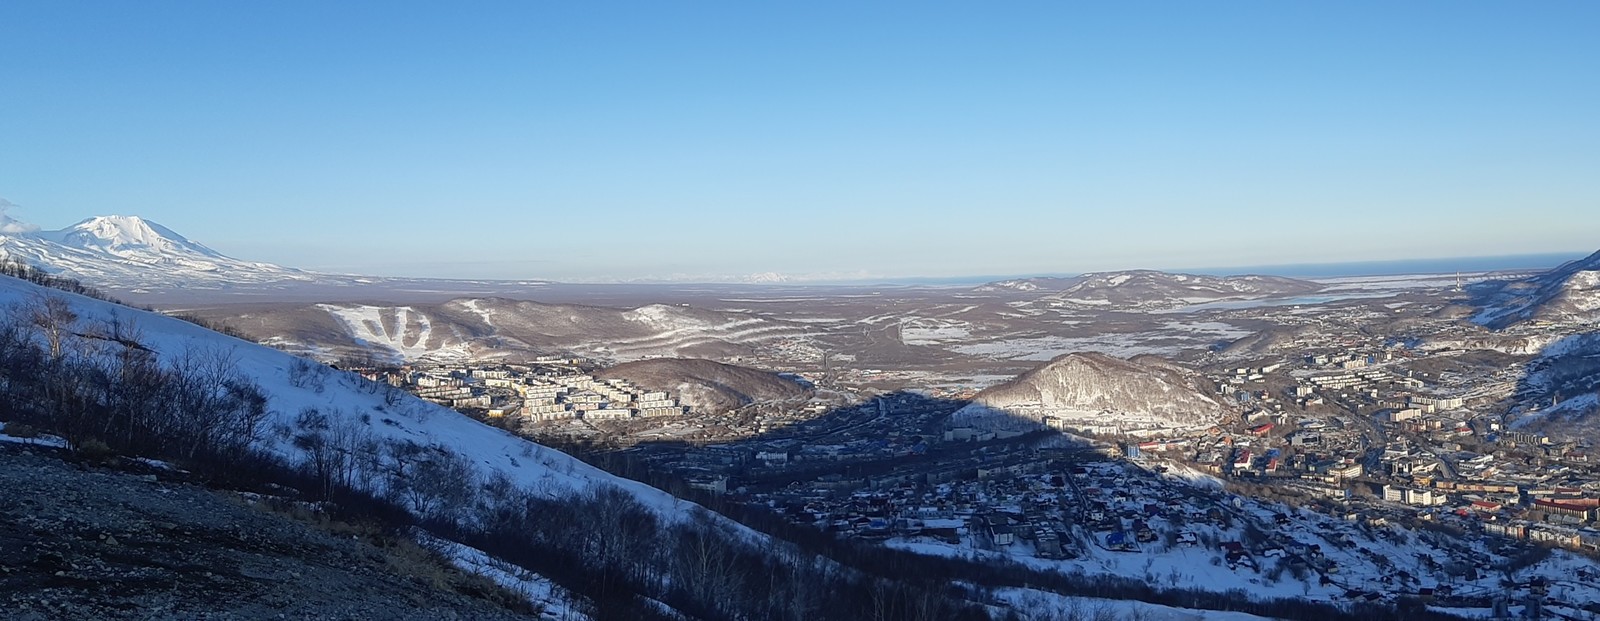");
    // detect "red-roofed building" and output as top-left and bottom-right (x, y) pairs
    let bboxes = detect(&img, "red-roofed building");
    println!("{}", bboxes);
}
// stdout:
(1533, 500), (1596, 521)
